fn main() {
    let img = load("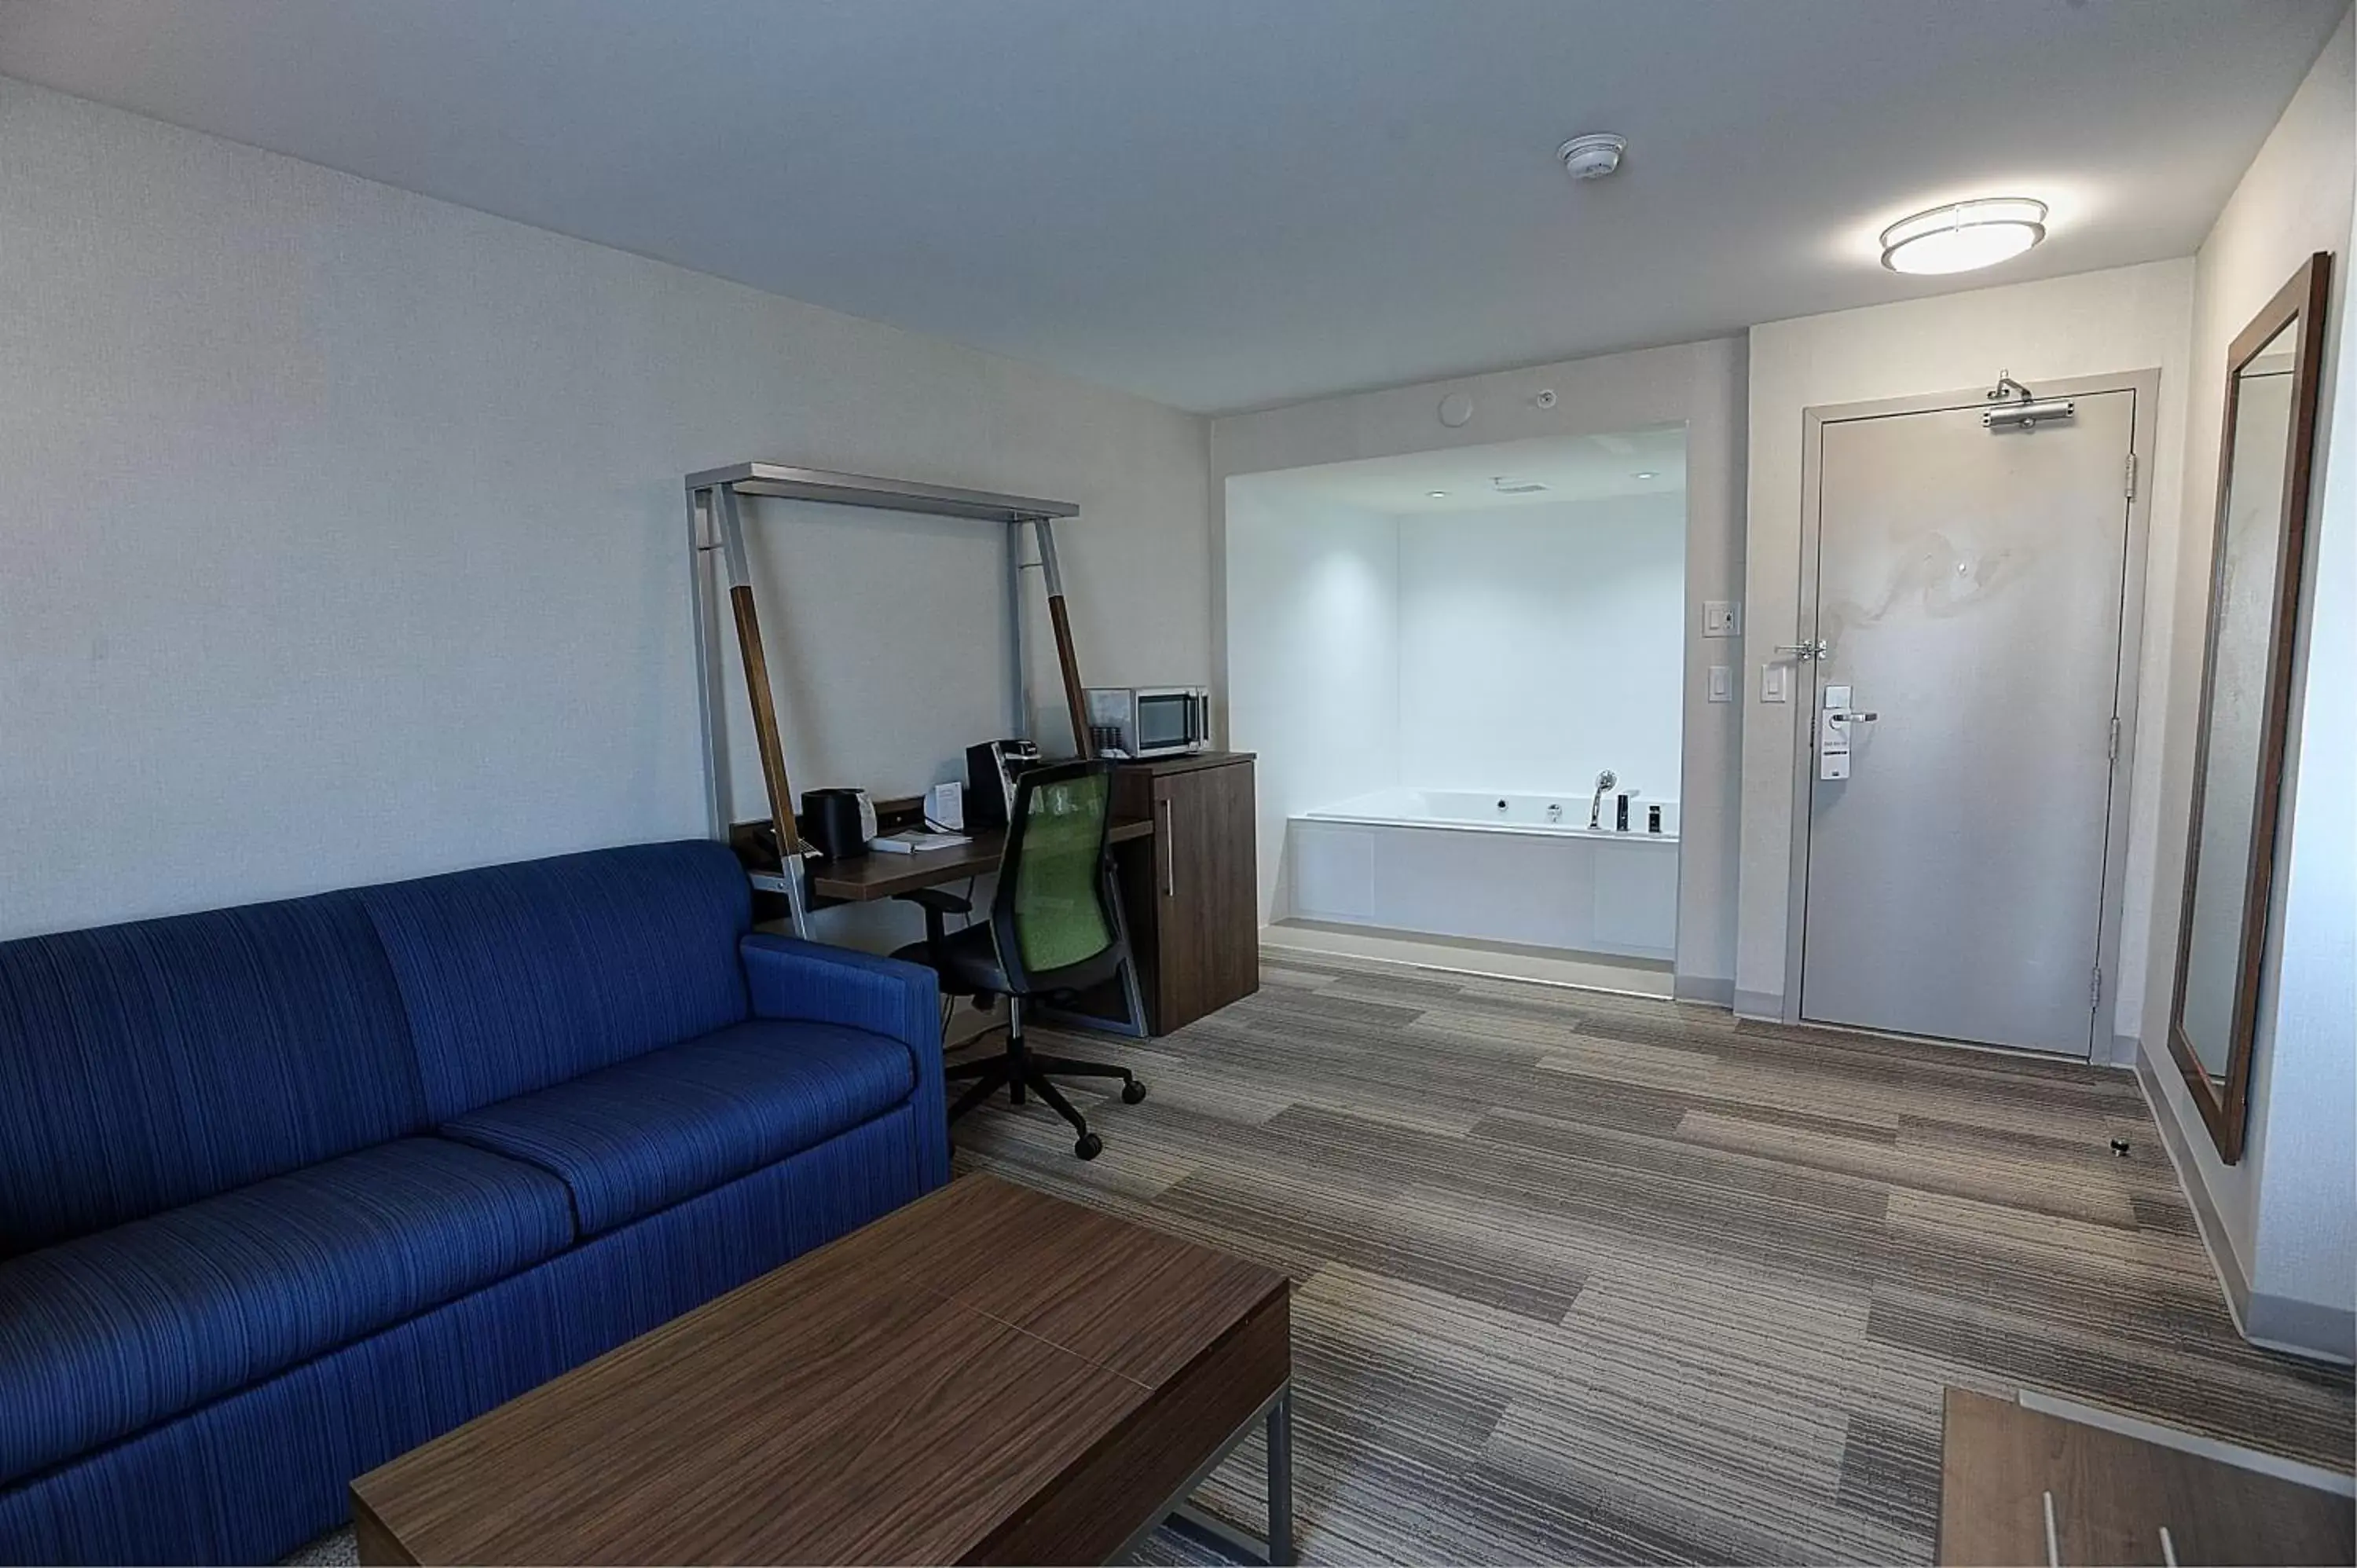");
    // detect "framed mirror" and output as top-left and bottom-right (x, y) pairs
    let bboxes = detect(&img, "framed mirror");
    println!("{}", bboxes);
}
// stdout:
(2168, 251), (2333, 1163)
